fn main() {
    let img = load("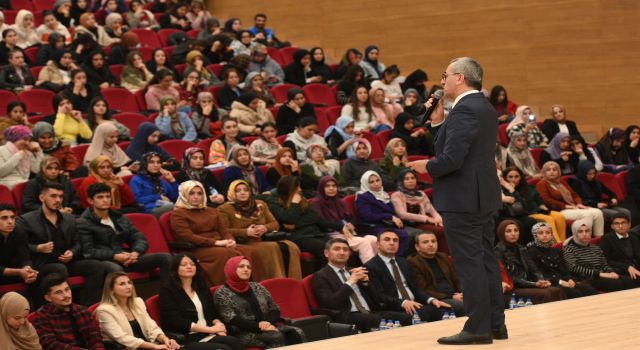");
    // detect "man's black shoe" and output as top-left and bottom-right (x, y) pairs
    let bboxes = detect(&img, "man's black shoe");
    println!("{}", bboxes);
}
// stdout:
(492, 324), (508, 340)
(437, 331), (493, 345)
